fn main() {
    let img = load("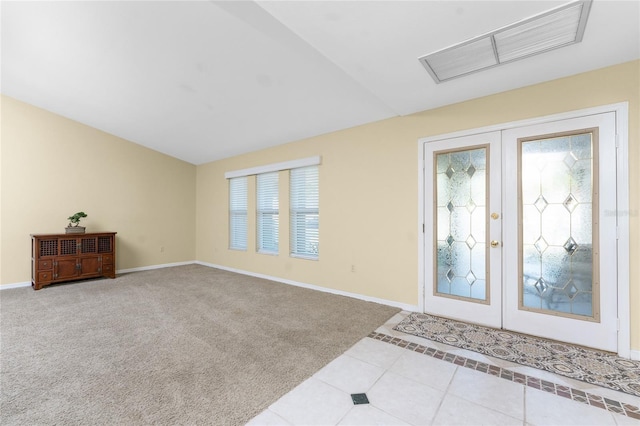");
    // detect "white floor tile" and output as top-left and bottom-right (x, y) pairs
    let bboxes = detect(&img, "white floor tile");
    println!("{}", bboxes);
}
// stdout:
(433, 393), (523, 426)
(526, 387), (618, 426)
(338, 405), (410, 426)
(314, 354), (385, 394)
(247, 409), (292, 425)
(269, 377), (353, 426)
(344, 337), (406, 369)
(448, 366), (525, 420)
(388, 349), (457, 391)
(367, 371), (445, 426)
(262, 312), (638, 426)
(612, 411), (640, 425)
